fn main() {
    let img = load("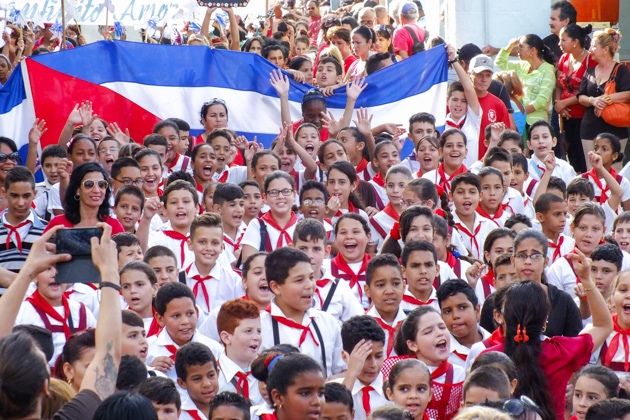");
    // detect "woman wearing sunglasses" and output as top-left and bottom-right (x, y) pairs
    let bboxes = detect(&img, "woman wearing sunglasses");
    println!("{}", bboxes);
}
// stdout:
(44, 162), (124, 234)
(0, 137), (21, 213)
(481, 229), (613, 420)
